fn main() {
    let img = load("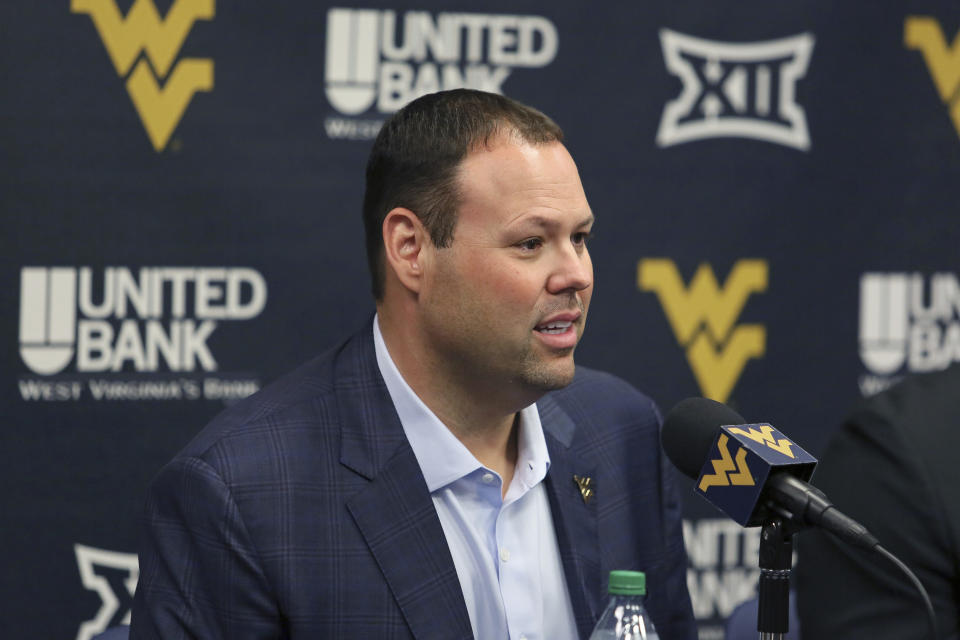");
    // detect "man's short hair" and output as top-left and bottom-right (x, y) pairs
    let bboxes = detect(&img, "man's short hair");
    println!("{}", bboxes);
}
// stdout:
(363, 89), (564, 300)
